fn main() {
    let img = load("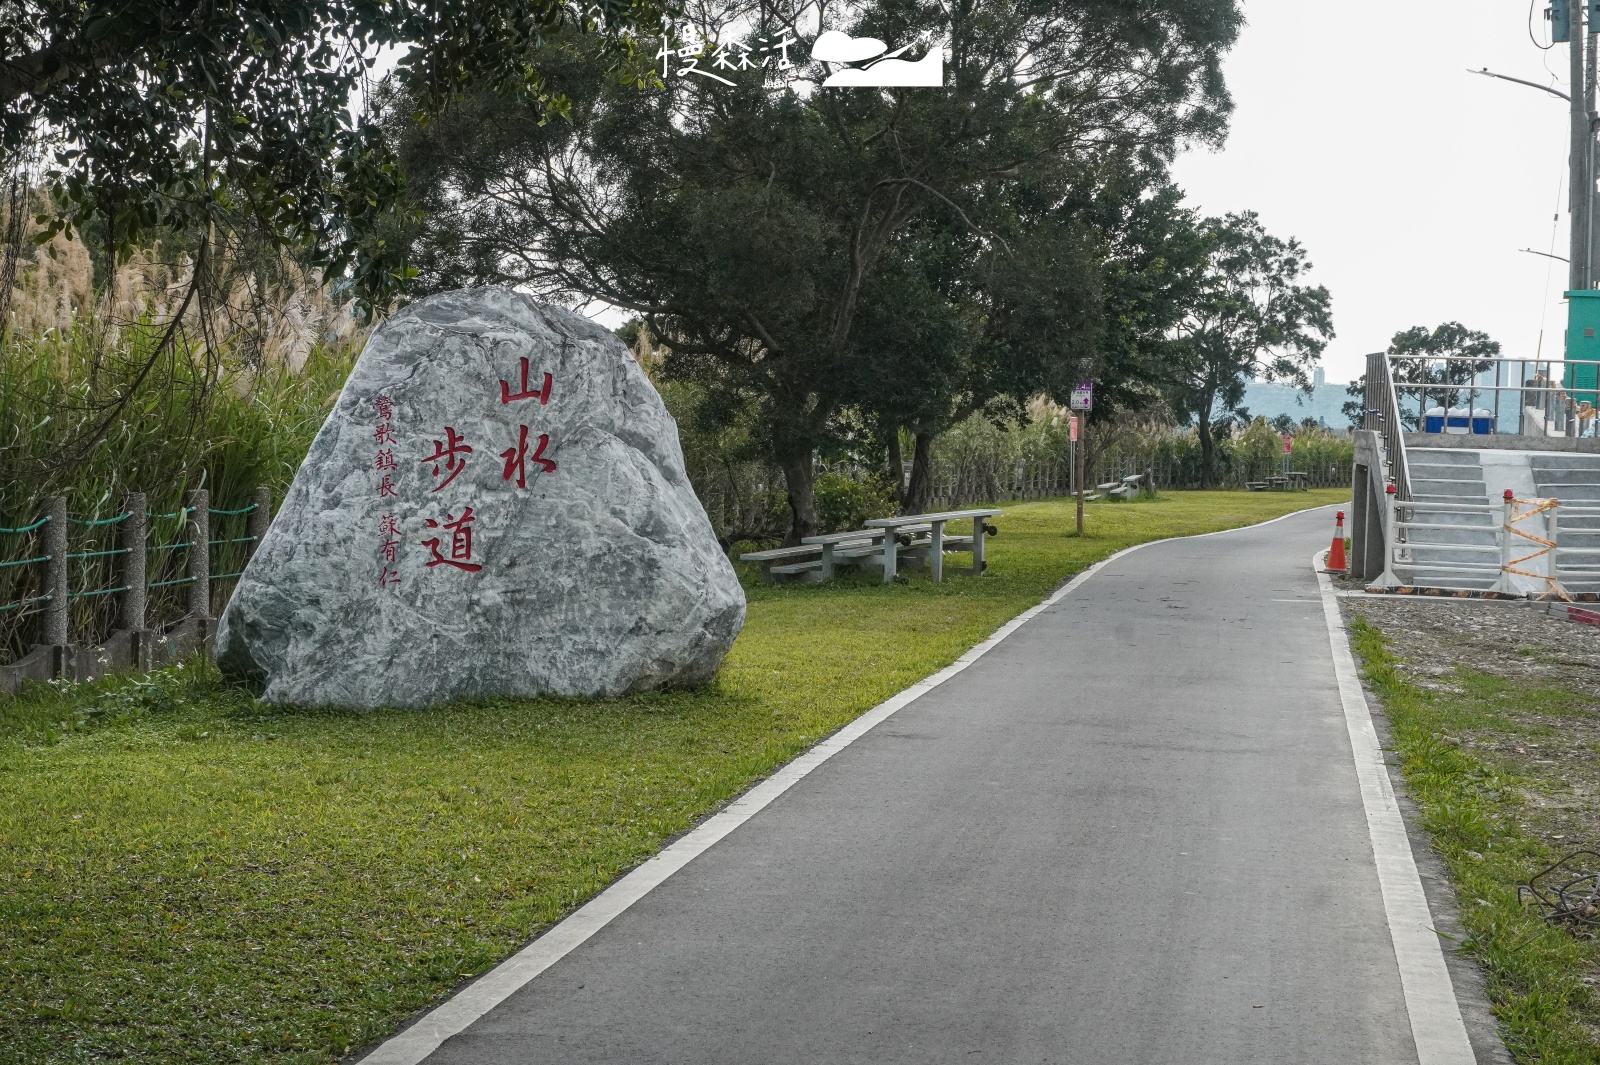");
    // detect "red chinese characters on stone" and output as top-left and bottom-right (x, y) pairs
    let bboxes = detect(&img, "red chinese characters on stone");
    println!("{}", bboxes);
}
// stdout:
(422, 508), (483, 572)
(500, 424), (557, 488)
(378, 512), (401, 564)
(378, 513), (401, 585)
(419, 426), (473, 492)
(374, 396), (402, 588)
(499, 357), (553, 405)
